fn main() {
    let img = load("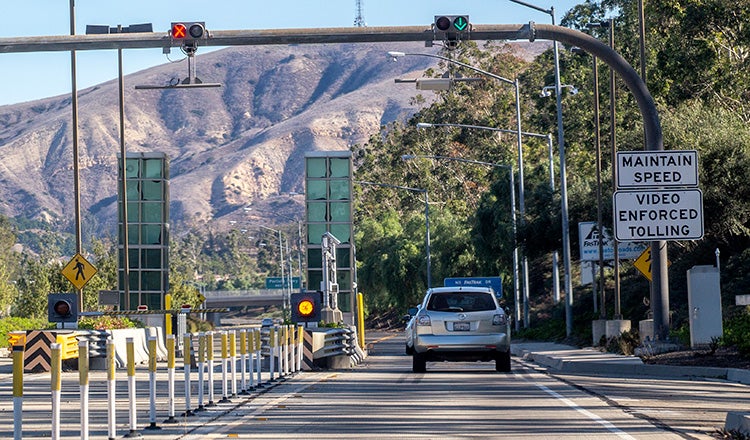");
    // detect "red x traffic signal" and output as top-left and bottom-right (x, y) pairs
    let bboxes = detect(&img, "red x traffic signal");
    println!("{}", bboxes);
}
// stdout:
(171, 22), (206, 42)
